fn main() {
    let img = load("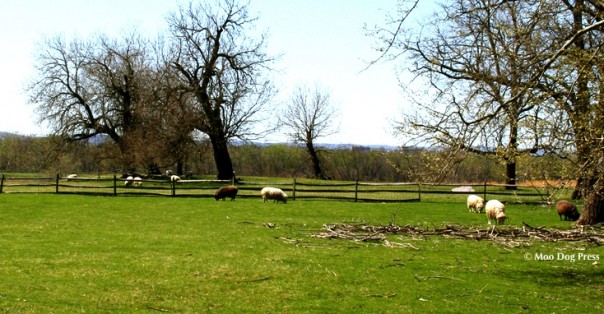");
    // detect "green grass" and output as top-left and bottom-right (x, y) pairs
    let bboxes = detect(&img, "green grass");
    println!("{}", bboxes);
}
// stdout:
(0, 194), (602, 313)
